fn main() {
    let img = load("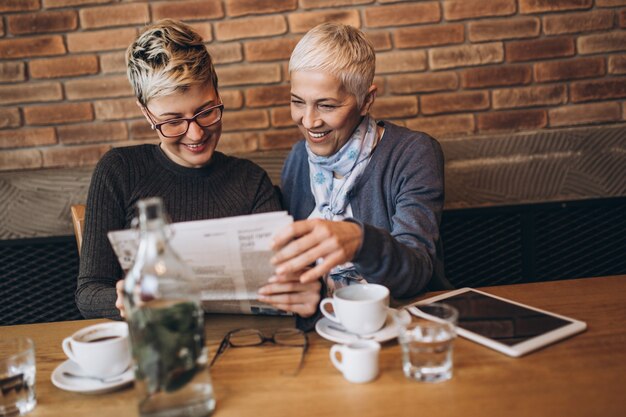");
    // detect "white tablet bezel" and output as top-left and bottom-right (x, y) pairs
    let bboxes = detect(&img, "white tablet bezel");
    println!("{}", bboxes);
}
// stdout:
(409, 287), (587, 357)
